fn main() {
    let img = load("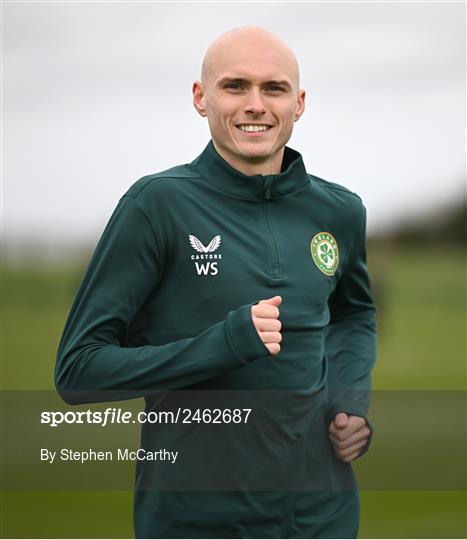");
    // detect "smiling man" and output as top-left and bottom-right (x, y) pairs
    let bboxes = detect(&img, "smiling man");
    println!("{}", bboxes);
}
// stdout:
(193, 28), (304, 176)
(56, 26), (376, 538)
